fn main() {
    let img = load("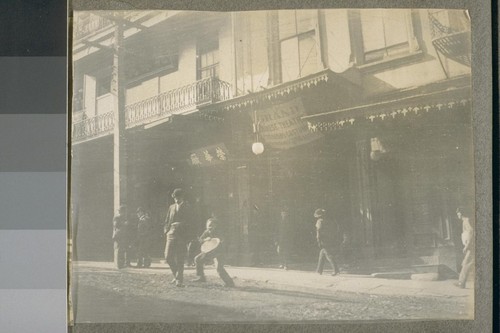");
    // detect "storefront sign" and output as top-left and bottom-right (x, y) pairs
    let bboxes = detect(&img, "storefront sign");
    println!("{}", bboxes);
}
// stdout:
(258, 98), (322, 150)
(188, 143), (228, 167)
